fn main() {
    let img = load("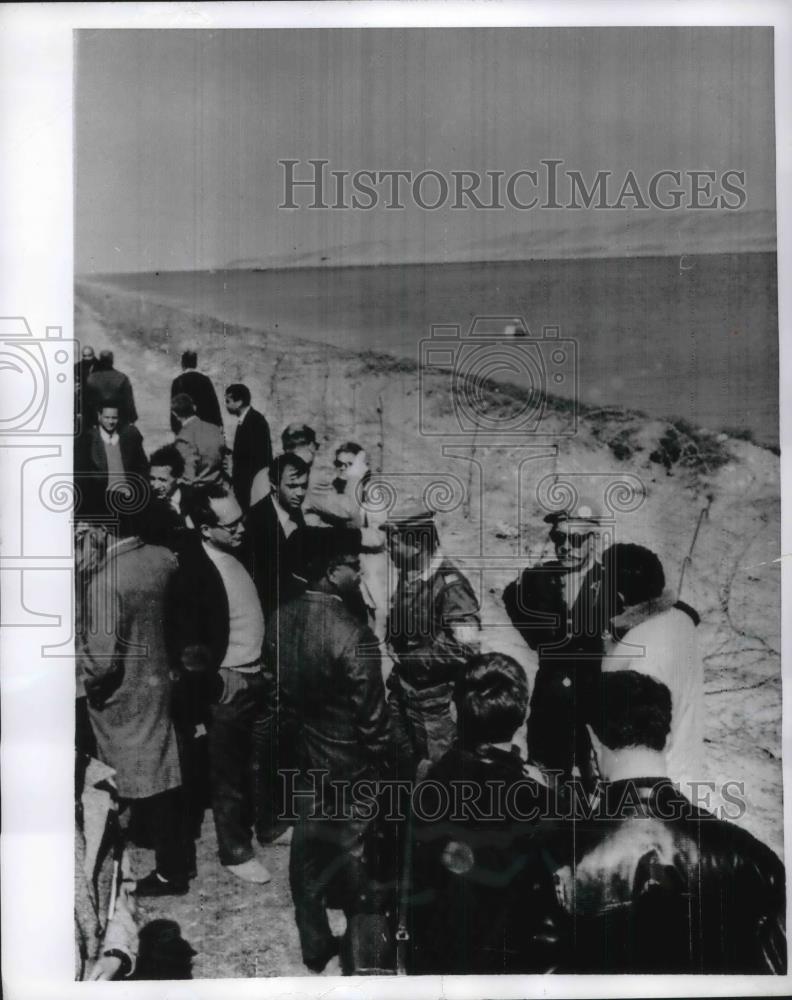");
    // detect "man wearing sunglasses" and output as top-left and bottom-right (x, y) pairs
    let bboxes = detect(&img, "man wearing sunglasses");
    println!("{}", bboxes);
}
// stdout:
(503, 502), (608, 784)
(175, 484), (274, 884)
